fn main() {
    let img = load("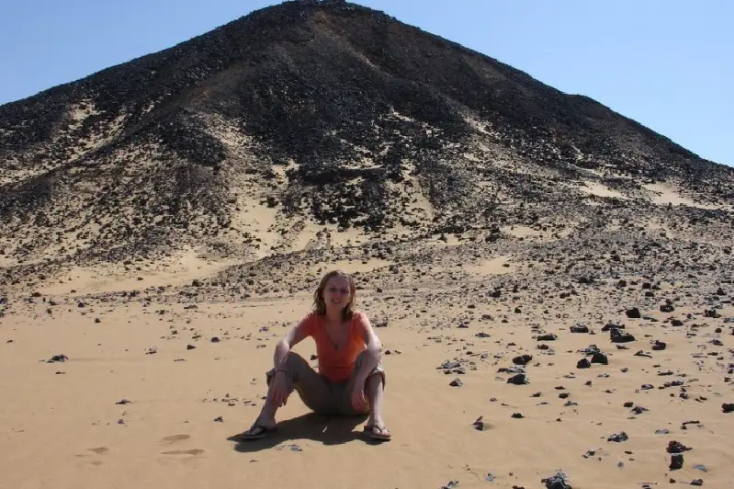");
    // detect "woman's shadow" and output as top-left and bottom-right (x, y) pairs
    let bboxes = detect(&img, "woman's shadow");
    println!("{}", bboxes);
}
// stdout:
(227, 412), (383, 453)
